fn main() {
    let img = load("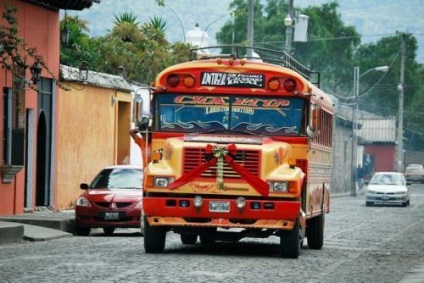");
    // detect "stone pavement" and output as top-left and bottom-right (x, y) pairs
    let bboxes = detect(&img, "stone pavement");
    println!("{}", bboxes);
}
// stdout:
(0, 203), (423, 282)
